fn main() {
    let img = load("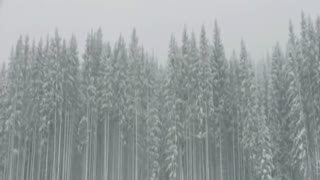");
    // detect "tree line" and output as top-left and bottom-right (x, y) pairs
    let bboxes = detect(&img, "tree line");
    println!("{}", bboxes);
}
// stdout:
(0, 13), (319, 180)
